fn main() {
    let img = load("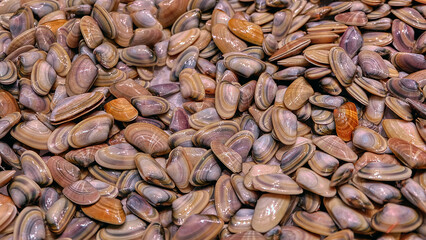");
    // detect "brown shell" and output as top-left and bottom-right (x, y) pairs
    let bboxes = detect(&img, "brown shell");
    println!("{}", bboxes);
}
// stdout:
(333, 102), (358, 142)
